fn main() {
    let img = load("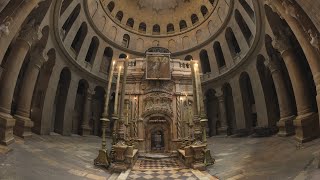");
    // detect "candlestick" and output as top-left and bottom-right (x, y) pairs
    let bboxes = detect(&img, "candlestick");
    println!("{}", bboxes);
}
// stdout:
(114, 65), (122, 115)
(94, 60), (115, 167)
